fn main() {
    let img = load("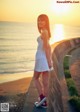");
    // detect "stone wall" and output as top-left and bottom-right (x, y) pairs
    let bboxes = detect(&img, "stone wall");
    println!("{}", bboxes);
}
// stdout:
(48, 38), (80, 112)
(69, 47), (80, 95)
